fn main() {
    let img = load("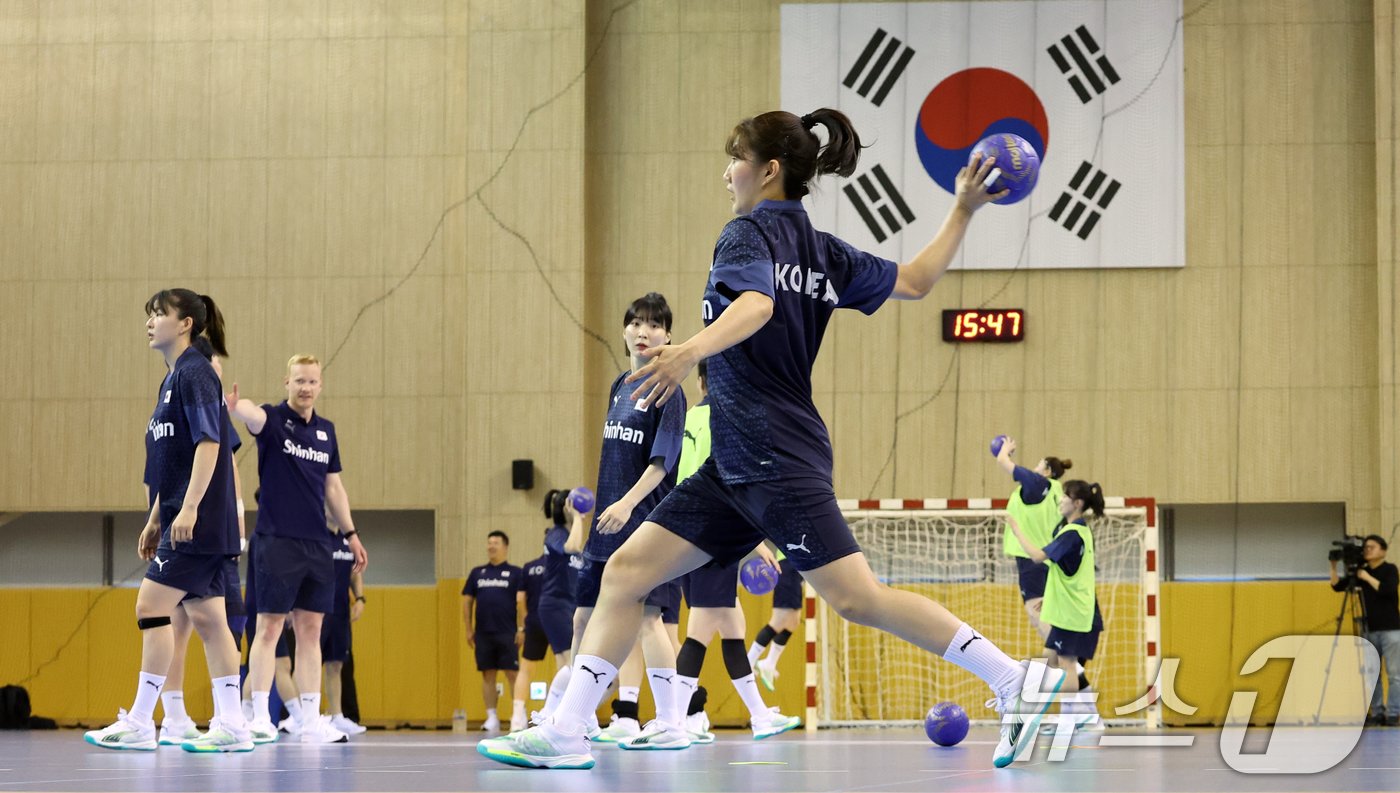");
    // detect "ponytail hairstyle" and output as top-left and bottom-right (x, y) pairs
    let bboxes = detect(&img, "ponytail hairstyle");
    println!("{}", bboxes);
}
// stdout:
(542, 489), (570, 526)
(1062, 480), (1105, 519)
(724, 108), (864, 199)
(144, 289), (228, 357)
(1044, 456), (1073, 480)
